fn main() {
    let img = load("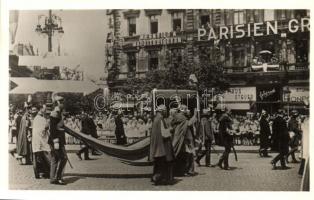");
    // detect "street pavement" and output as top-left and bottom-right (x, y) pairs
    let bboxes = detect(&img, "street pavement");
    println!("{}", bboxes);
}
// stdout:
(8, 147), (303, 191)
